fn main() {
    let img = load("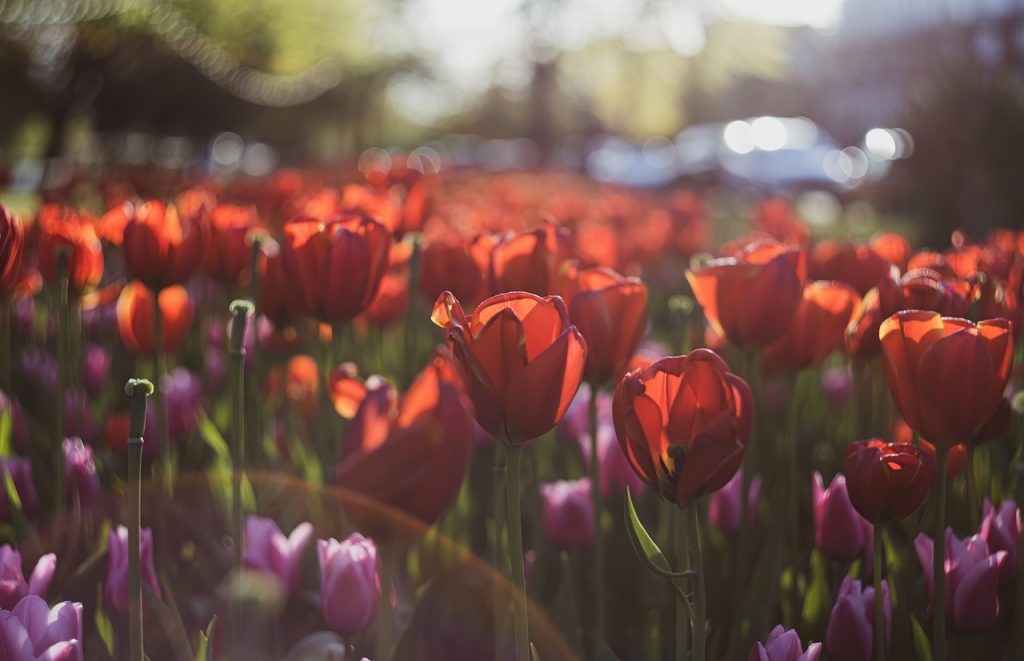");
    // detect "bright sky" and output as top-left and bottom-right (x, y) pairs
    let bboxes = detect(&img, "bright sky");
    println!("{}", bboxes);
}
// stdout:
(719, 0), (845, 29)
